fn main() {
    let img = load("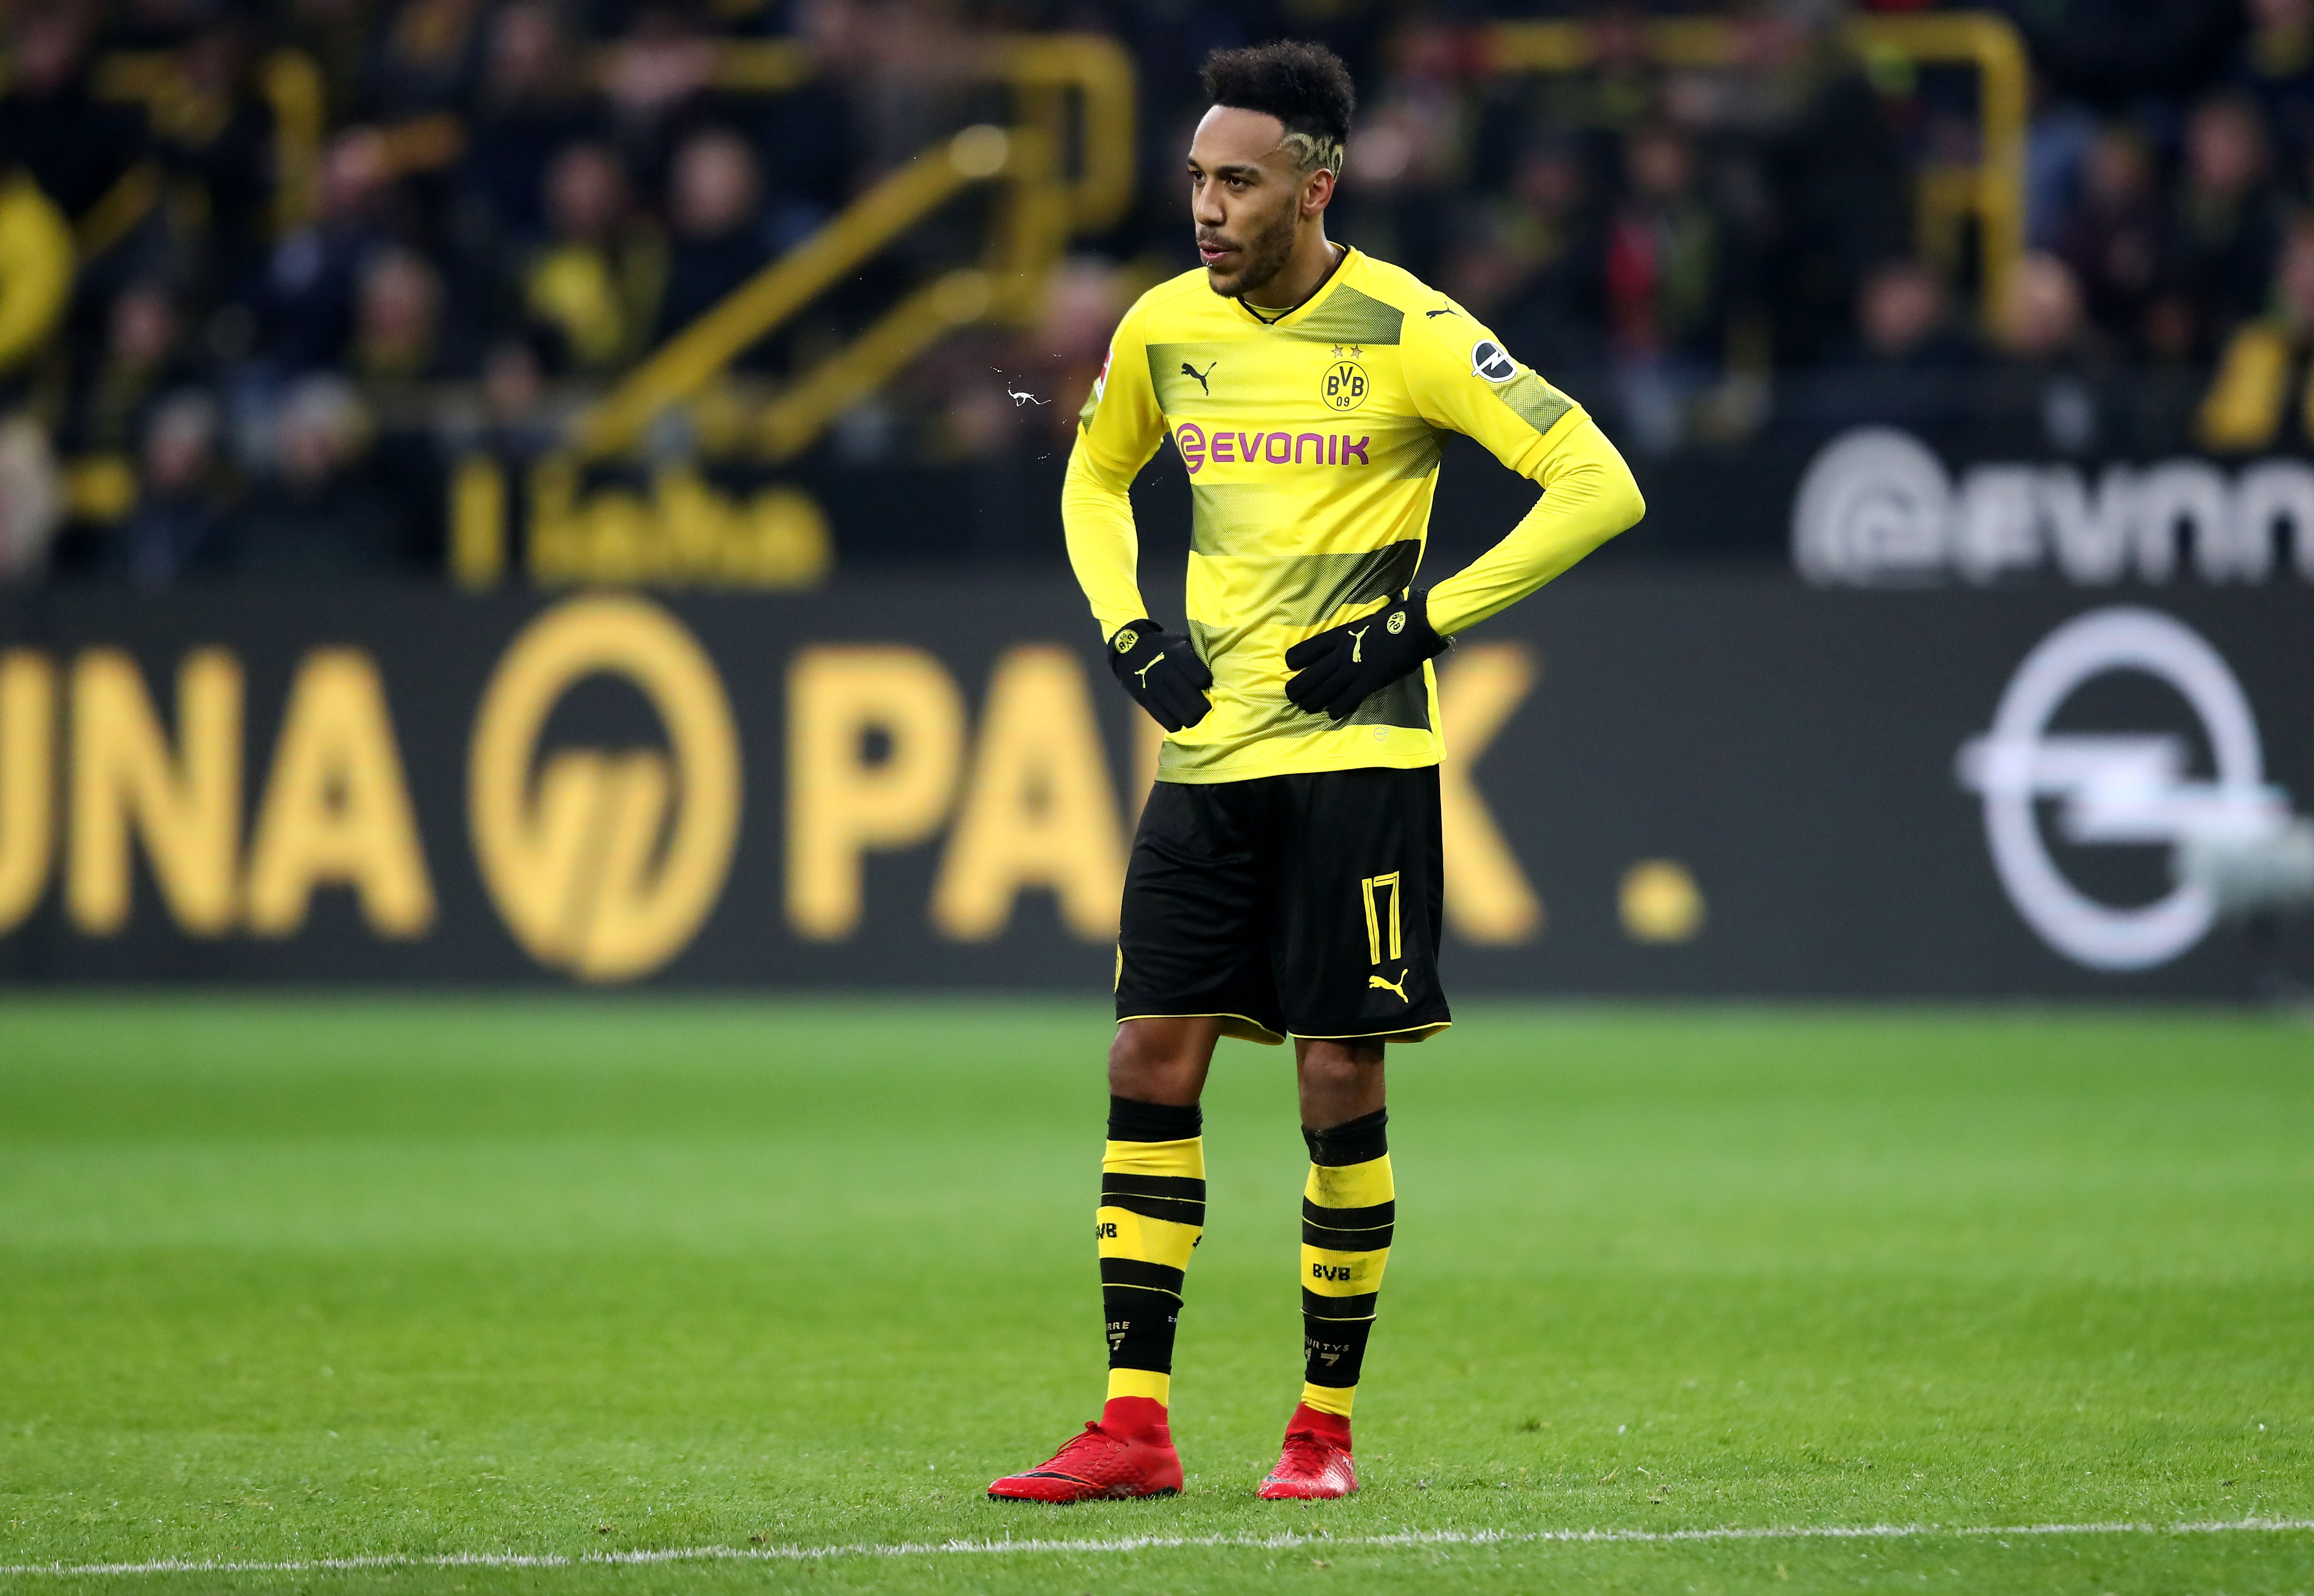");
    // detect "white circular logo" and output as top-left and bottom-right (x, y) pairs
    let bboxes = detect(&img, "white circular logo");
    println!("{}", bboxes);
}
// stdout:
(1957, 607), (2277, 970)
(1470, 340), (1516, 383)
(1792, 427), (1952, 586)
